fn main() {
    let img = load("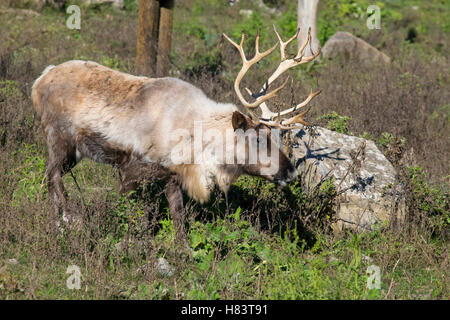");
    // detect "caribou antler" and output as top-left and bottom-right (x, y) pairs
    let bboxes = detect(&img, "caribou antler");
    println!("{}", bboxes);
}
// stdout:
(223, 25), (322, 129)
(222, 29), (285, 110)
